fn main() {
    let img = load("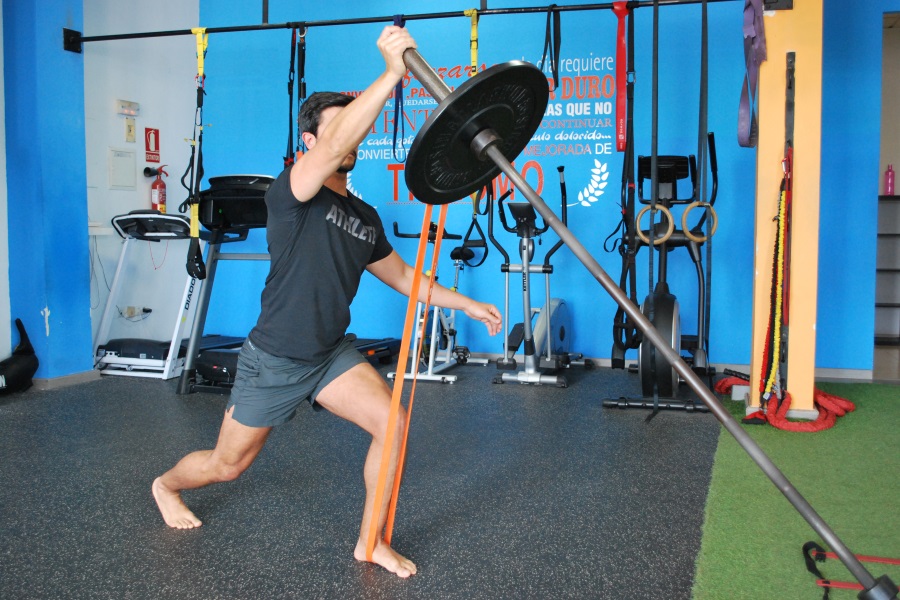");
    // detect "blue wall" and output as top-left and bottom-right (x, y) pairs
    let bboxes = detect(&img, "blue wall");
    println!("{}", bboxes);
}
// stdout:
(197, 0), (758, 366)
(3, 0), (93, 377)
(1, 0), (889, 377)
(817, 0), (900, 370)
